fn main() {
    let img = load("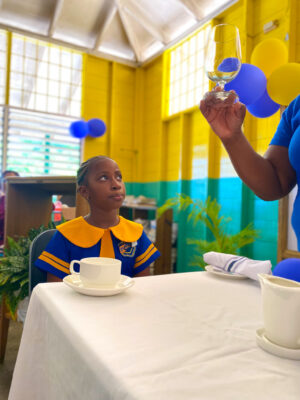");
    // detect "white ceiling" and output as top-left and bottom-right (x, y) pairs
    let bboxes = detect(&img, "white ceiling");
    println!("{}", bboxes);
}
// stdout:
(0, 0), (238, 66)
